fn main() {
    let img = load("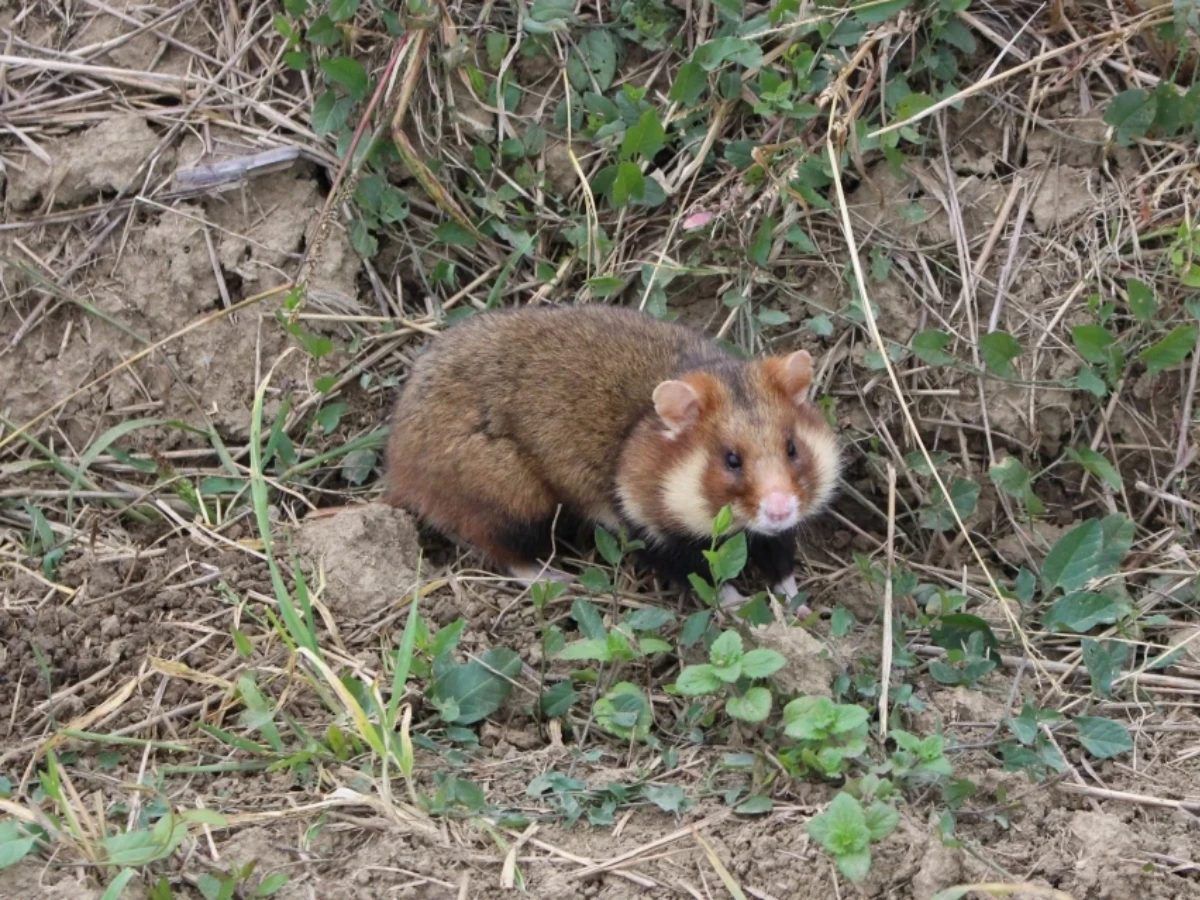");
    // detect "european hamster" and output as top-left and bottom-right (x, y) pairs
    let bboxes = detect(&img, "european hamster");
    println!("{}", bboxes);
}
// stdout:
(384, 305), (841, 601)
